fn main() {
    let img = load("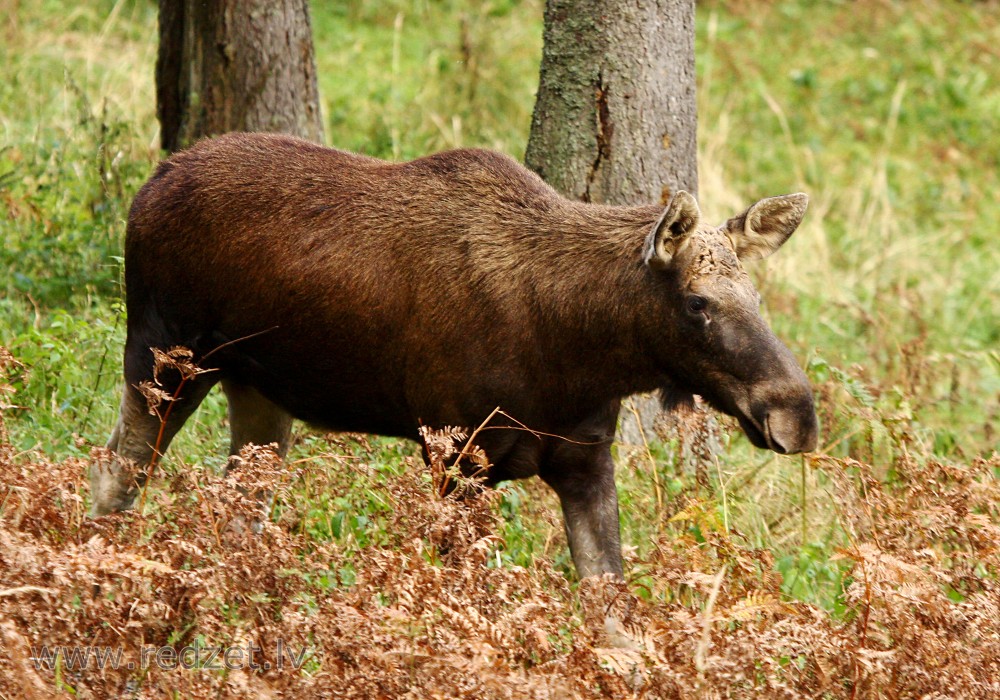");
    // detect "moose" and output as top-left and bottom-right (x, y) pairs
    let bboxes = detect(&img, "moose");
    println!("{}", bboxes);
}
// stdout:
(94, 132), (818, 579)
